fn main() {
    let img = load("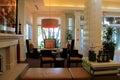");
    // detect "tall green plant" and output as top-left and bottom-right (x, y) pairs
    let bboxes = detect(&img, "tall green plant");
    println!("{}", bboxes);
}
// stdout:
(66, 29), (72, 41)
(103, 26), (116, 60)
(103, 26), (116, 47)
